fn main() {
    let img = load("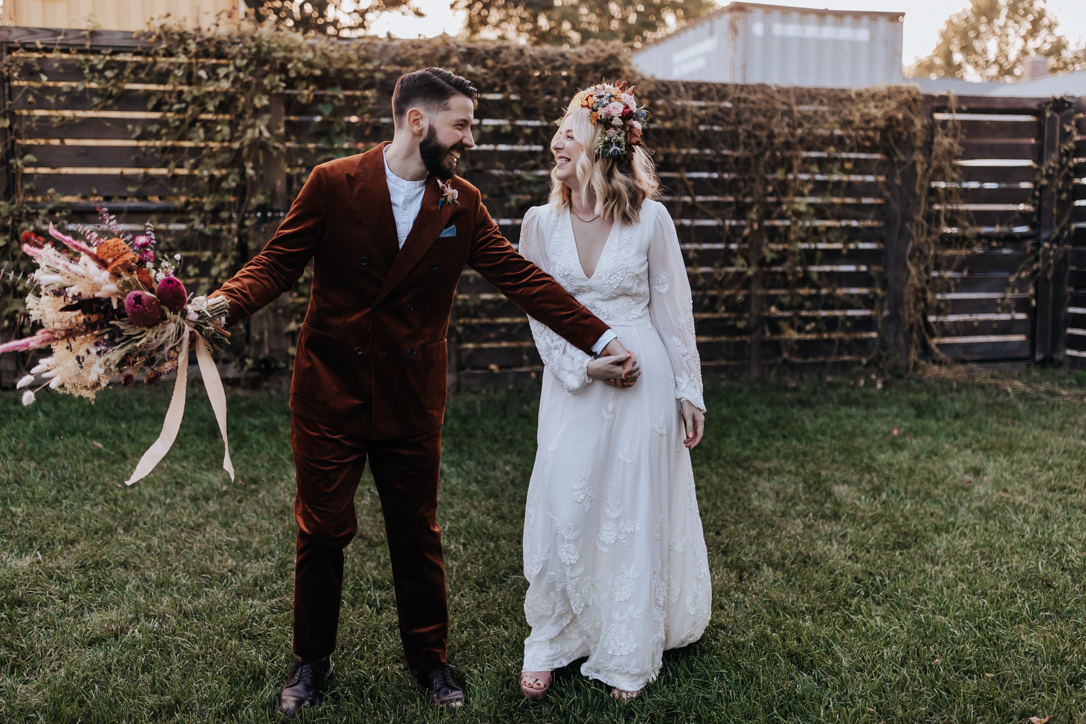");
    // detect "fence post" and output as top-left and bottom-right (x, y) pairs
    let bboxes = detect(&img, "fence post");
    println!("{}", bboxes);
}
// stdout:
(245, 94), (292, 375)
(0, 35), (10, 206)
(882, 101), (923, 372)
(1049, 99), (1076, 363)
(748, 217), (765, 379)
(0, 35), (17, 388)
(1035, 97), (1074, 362)
(265, 95), (289, 211)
